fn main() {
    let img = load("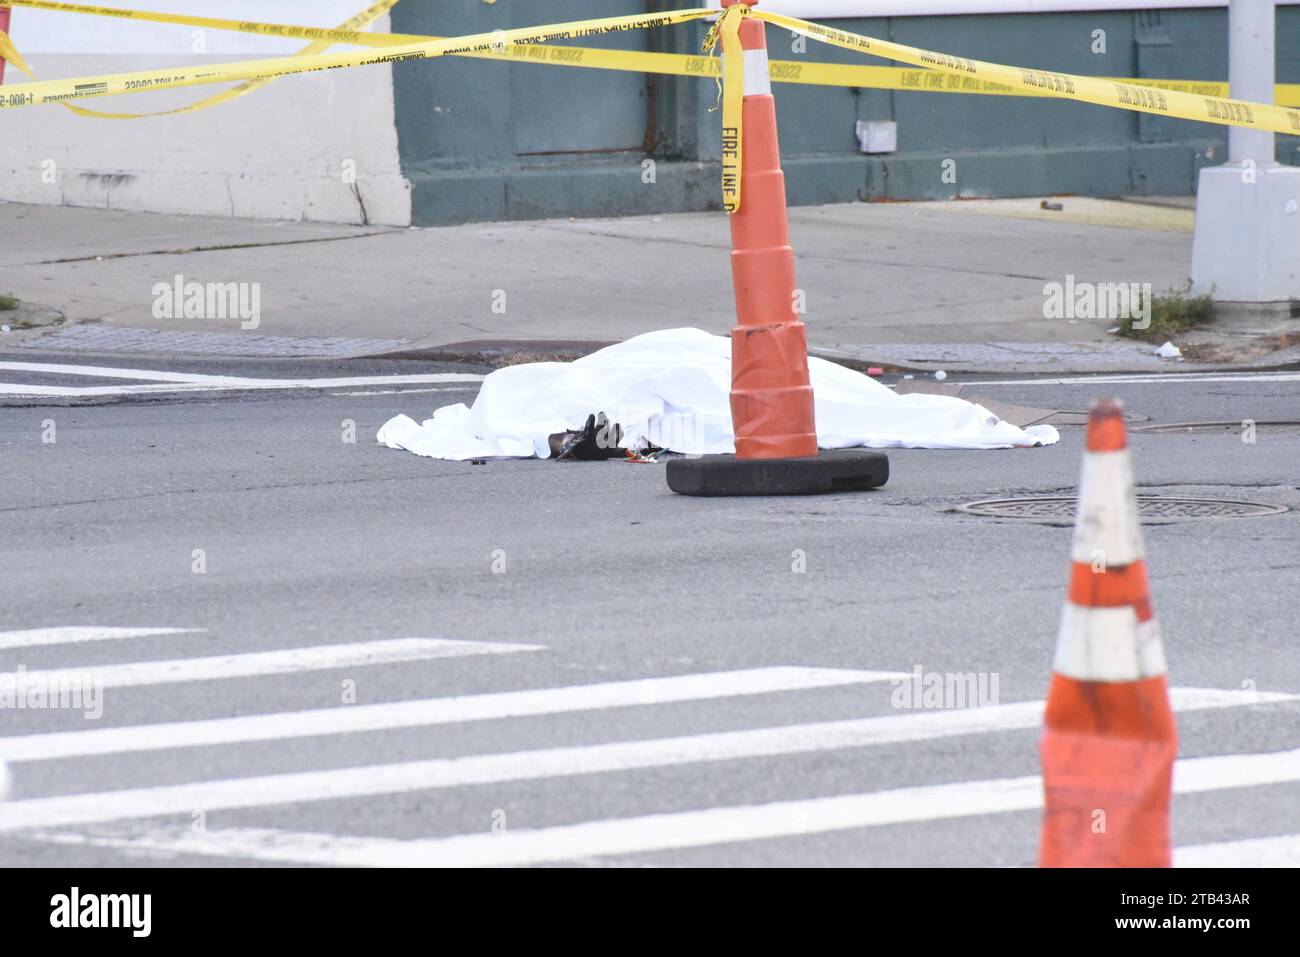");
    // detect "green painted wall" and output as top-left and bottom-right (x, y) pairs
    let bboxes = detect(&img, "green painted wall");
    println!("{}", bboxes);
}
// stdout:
(389, 3), (1300, 225)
